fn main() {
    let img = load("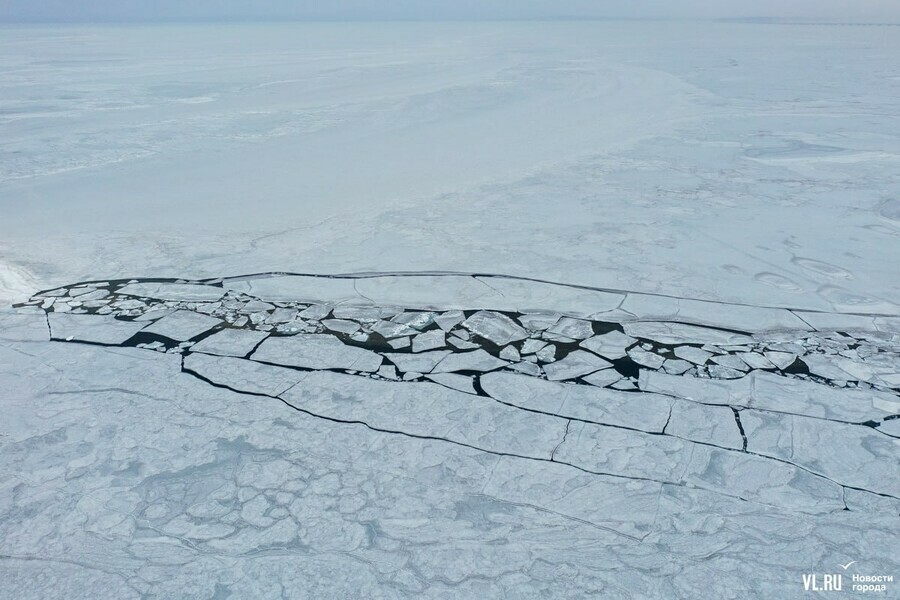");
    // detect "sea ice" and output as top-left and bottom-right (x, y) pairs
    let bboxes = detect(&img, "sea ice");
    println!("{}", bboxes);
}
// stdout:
(543, 350), (613, 381)
(48, 313), (146, 345)
(252, 334), (383, 372)
(547, 317), (595, 340)
(481, 372), (671, 431)
(431, 349), (508, 373)
(189, 328), (269, 358)
(184, 353), (304, 396)
(462, 311), (528, 346)
(141, 310), (223, 341)
(411, 330), (445, 353)
(580, 331), (636, 359)
(117, 282), (227, 302)
(383, 351), (451, 374)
